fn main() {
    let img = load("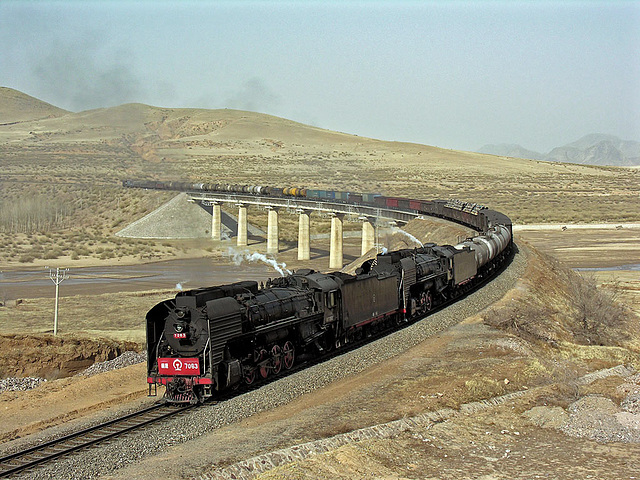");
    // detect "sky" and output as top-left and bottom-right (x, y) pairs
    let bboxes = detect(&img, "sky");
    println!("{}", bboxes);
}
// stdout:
(1, 0), (639, 153)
